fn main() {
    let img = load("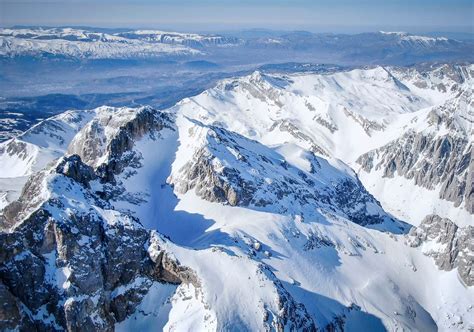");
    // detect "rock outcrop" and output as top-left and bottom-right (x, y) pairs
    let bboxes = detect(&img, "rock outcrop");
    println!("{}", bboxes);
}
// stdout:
(408, 214), (473, 286)
(357, 80), (473, 214)
(0, 108), (196, 331)
(170, 121), (396, 228)
(68, 106), (173, 170)
(358, 131), (473, 213)
(0, 154), (196, 331)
